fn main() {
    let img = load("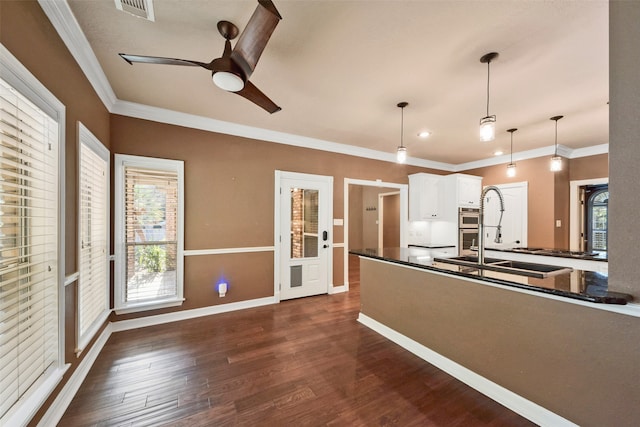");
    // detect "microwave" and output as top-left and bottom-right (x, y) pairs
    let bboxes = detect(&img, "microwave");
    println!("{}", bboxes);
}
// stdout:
(459, 207), (480, 228)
